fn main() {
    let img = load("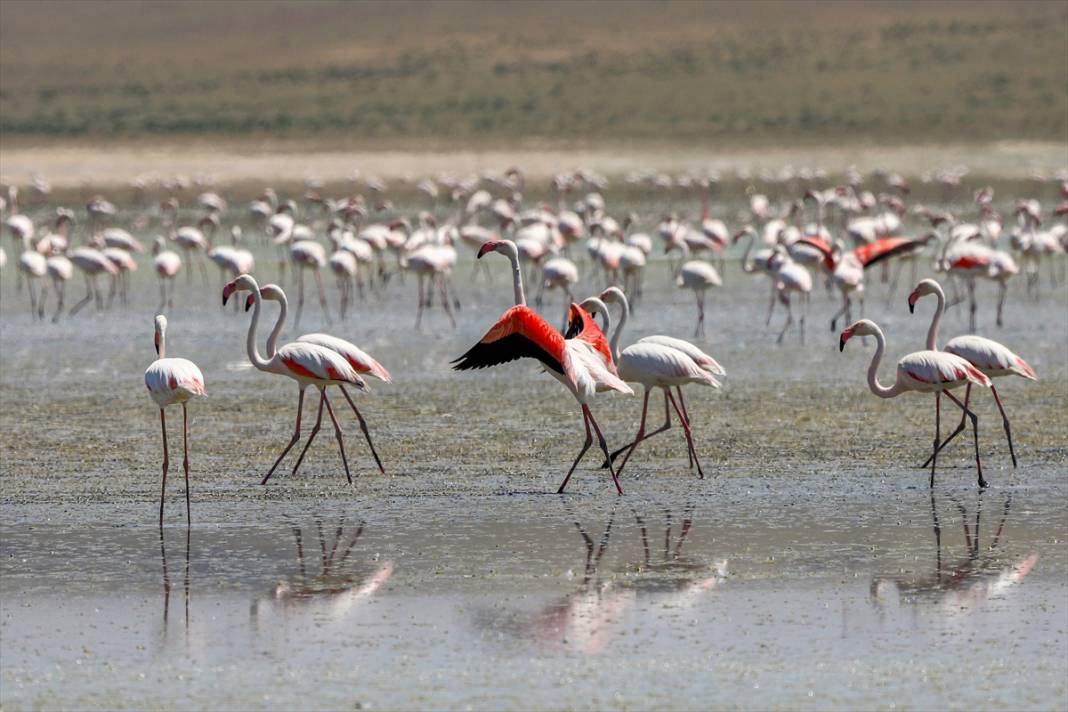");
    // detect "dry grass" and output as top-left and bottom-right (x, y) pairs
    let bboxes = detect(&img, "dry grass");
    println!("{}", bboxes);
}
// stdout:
(1, 0), (1065, 145)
